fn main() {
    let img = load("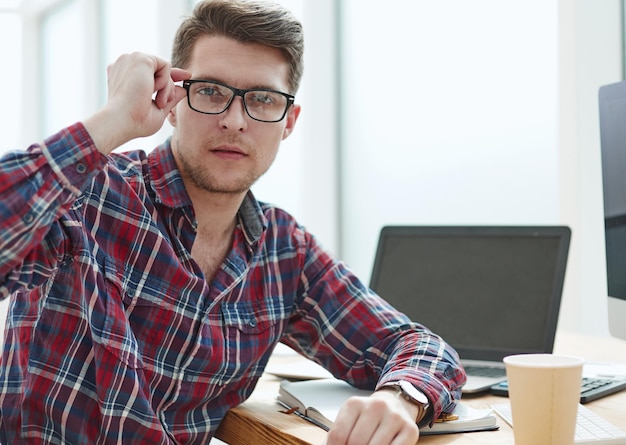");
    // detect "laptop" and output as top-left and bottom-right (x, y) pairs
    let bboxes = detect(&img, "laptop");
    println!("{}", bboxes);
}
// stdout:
(369, 225), (571, 394)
